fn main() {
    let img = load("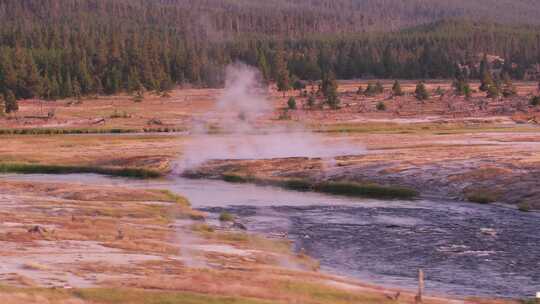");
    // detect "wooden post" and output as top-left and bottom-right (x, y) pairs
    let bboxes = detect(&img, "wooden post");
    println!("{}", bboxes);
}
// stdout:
(415, 269), (424, 304)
